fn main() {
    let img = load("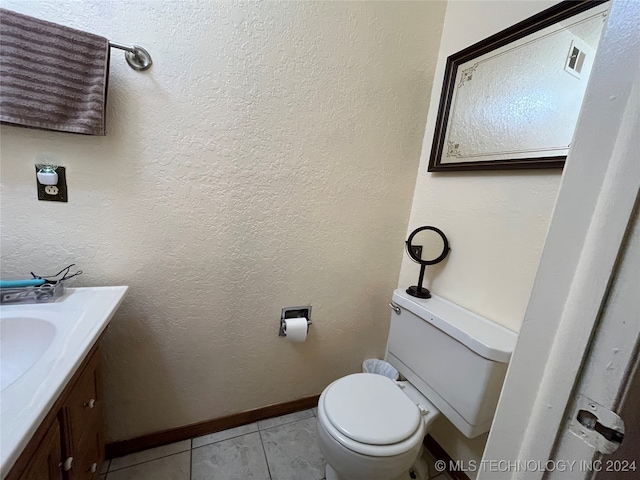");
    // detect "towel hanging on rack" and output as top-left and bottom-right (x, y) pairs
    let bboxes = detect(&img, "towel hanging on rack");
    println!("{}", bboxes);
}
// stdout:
(0, 9), (110, 135)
